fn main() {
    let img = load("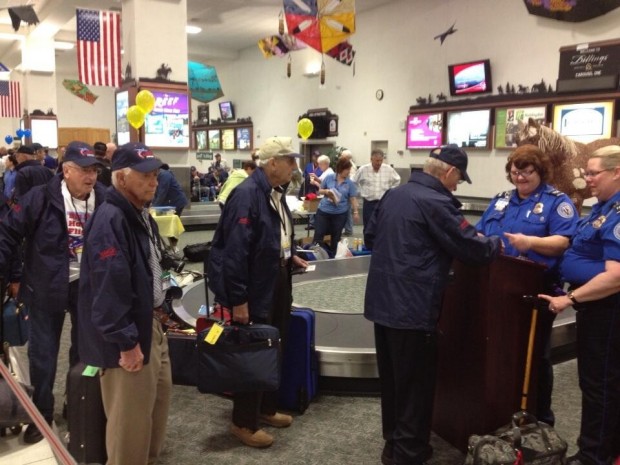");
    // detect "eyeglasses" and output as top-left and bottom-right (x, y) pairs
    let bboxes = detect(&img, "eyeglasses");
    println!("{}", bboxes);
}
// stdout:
(509, 168), (536, 178)
(68, 164), (102, 175)
(584, 168), (614, 178)
(450, 167), (465, 184)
